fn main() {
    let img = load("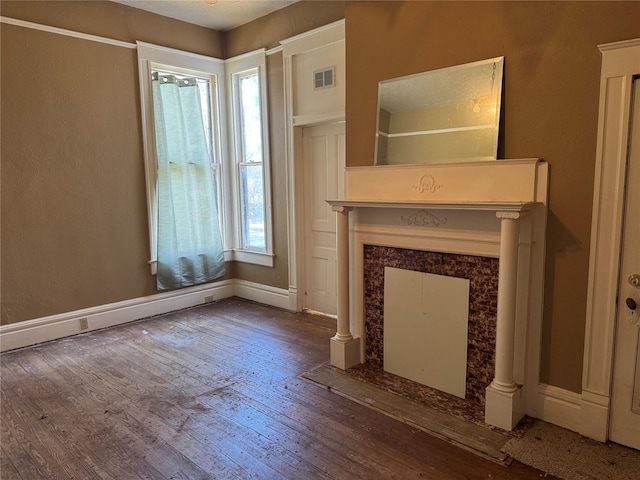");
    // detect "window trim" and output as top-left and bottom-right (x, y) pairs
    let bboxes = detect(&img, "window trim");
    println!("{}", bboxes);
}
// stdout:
(226, 49), (274, 265)
(137, 42), (228, 274)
